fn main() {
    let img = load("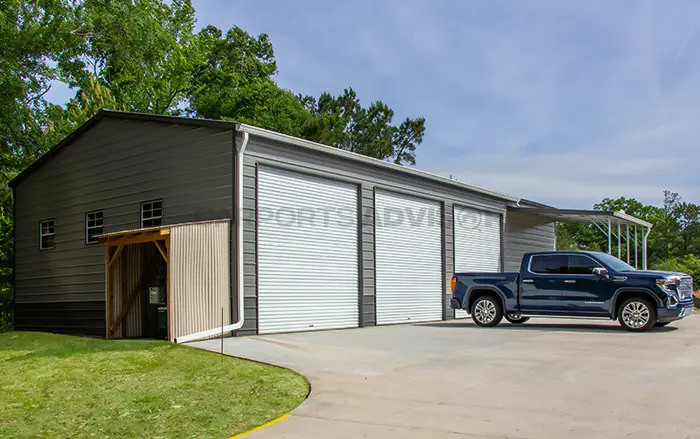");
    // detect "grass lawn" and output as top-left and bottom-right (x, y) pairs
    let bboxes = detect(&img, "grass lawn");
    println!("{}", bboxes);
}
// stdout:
(0, 332), (309, 439)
